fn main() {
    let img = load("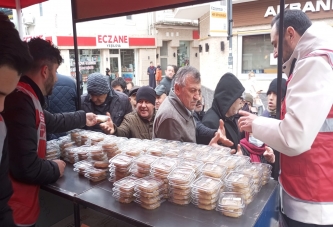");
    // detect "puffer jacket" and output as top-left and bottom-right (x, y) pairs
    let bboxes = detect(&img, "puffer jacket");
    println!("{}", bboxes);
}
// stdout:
(81, 89), (132, 132)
